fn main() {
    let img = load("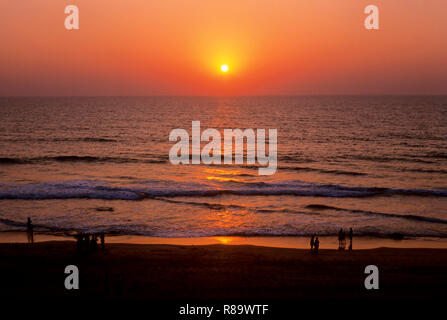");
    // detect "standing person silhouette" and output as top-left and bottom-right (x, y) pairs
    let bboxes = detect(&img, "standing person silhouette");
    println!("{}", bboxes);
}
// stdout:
(91, 234), (98, 252)
(341, 229), (346, 251)
(26, 217), (34, 244)
(314, 237), (320, 254)
(310, 235), (315, 253)
(338, 228), (343, 251)
(100, 233), (105, 250)
(348, 227), (353, 251)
